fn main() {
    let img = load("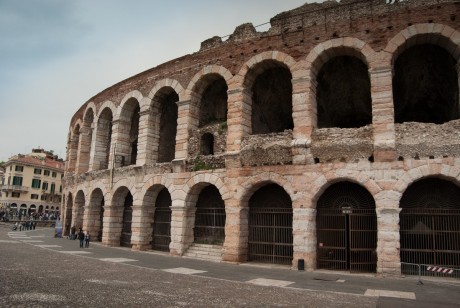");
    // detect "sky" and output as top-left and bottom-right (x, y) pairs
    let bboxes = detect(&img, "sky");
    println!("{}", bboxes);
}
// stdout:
(0, 0), (319, 162)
